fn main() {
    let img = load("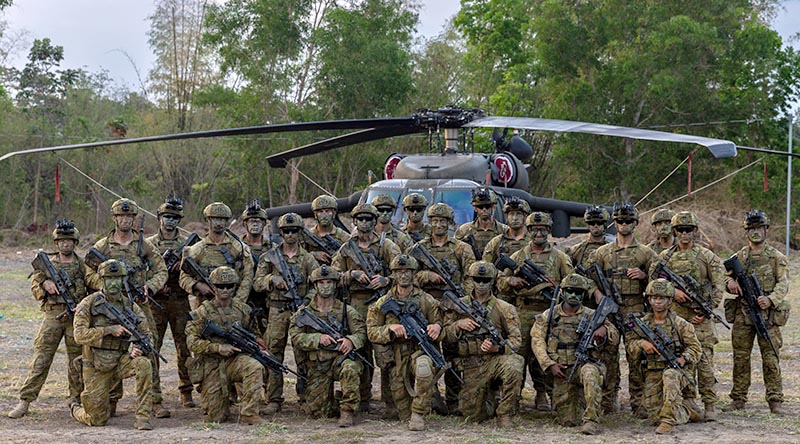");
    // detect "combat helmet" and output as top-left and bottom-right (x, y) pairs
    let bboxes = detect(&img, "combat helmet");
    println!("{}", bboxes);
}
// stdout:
(157, 195), (184, 218)
(471, 187), (497, 206)
(278, 213), (304, 229)
(427, 203), (454, 221)
(310, 265), (340, 283)
(111, 198), (138, 216)
(671, 211), (699, 229)
(611, 201), (639, 221)
(645, 278), (675, 298)
(209, 266), (240, 285)
(52, 219), (80, 242)
(371, 194), (398, 209)
(526, 211), (553, 228)
(584, 205), (609, 223)
(560, 273), (592, 292)
(242, 199), (267, 221)
(98, 259), (127, 278)
(352, 203), (379, 219)
(503, 197), (531, 215)
(468, 261), (497, 279)
(203, 202), (232, 220)
(743, 209), (770, 229)
(311, 195), (337, 211)
(650, 209), (674, 225)
(390, 254), (419, 271)
(402, 193), (428, 209)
